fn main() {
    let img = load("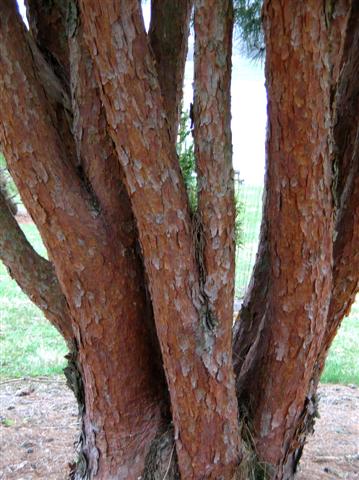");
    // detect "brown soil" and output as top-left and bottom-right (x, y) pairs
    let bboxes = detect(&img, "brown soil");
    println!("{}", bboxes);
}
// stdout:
(0, 379), (358, 479)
